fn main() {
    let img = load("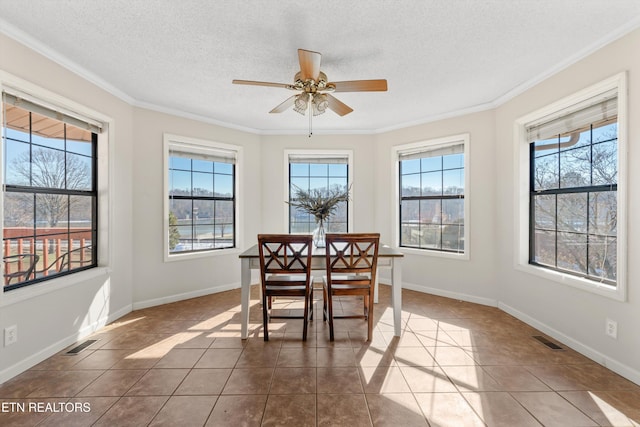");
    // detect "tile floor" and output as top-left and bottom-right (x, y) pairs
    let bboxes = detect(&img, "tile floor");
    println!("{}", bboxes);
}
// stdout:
(1, 285), (639, 426)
